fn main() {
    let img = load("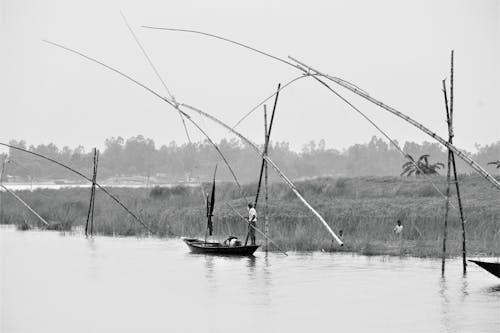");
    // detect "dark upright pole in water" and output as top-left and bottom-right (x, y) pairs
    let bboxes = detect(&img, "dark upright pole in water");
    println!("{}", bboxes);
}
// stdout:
(85, 148), (99, 237)
(263, 105), (269, 252)
(441, 51), (467, 275)
(254, 83), (281, 208)
(441, 79), (451, 275)
(0, 158), (7, 225)
(91, 150), (99, 235)
(449, 51), (467, 274)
